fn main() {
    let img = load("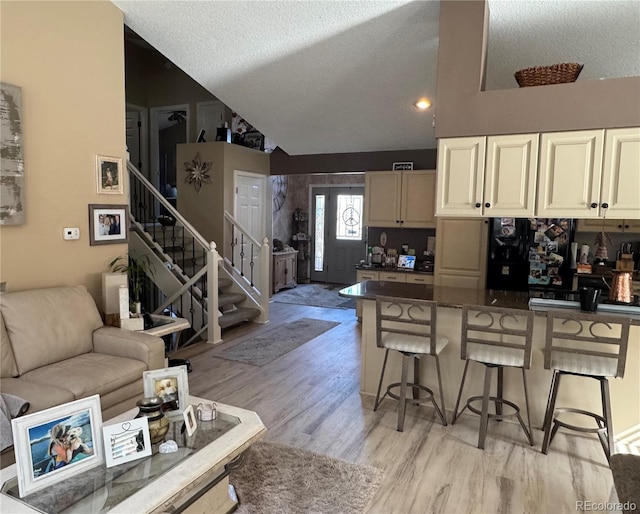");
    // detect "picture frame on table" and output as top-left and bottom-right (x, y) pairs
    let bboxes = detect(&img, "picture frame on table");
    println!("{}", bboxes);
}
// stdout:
(143, 365), (189, 416)
(10, 395), (104, 498)
(96, 155), (123, 195)
(88, 204), (129, 246)
(183, 405), (197, 437)
(102, 418), (152, 468)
